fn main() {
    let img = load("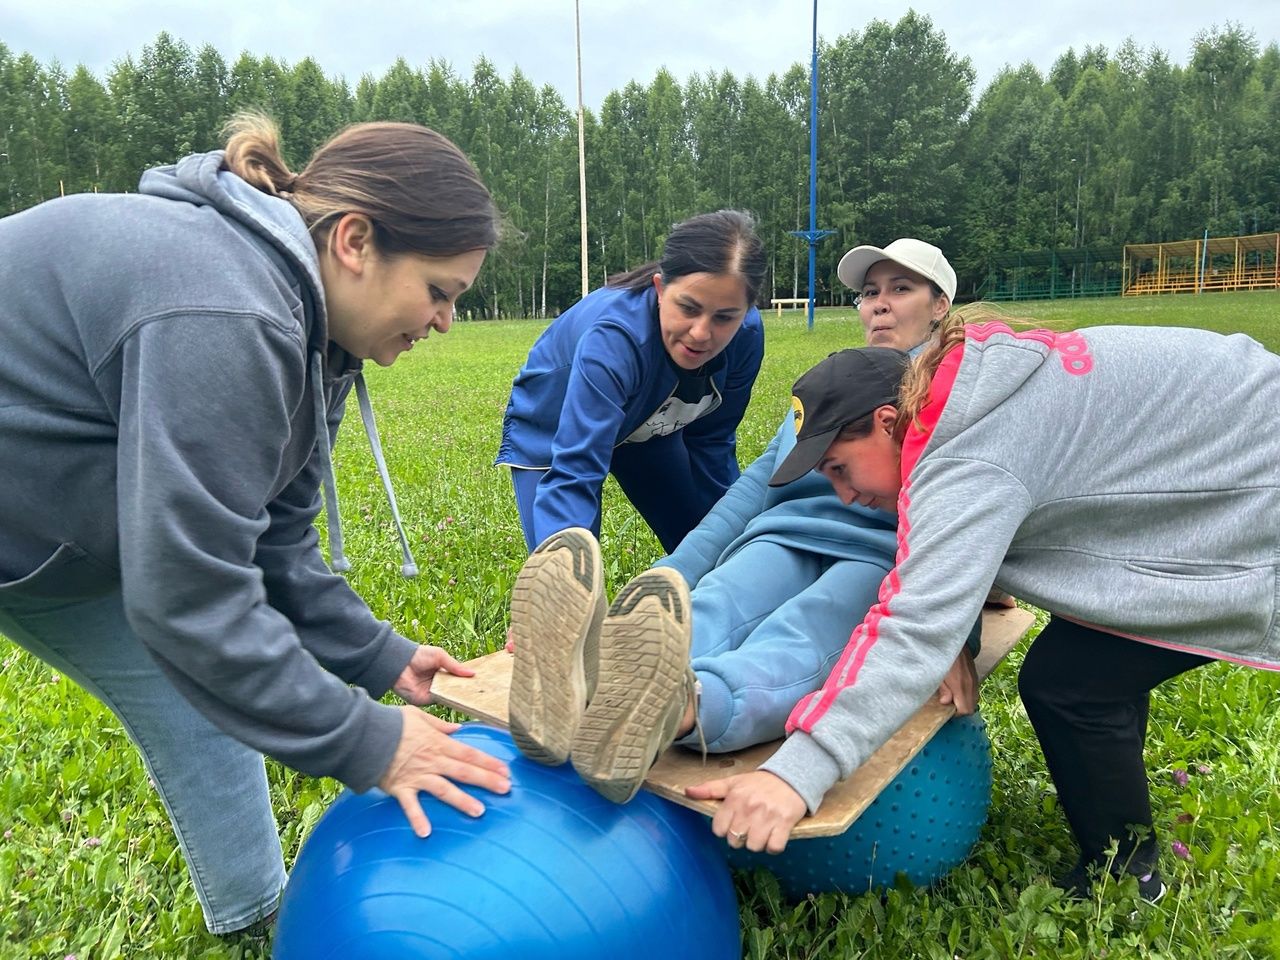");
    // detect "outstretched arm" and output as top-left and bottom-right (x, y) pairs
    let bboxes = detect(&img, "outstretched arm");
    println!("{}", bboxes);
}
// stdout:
(527, 323), (645, 544)
(753, 458), (1031, 831)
